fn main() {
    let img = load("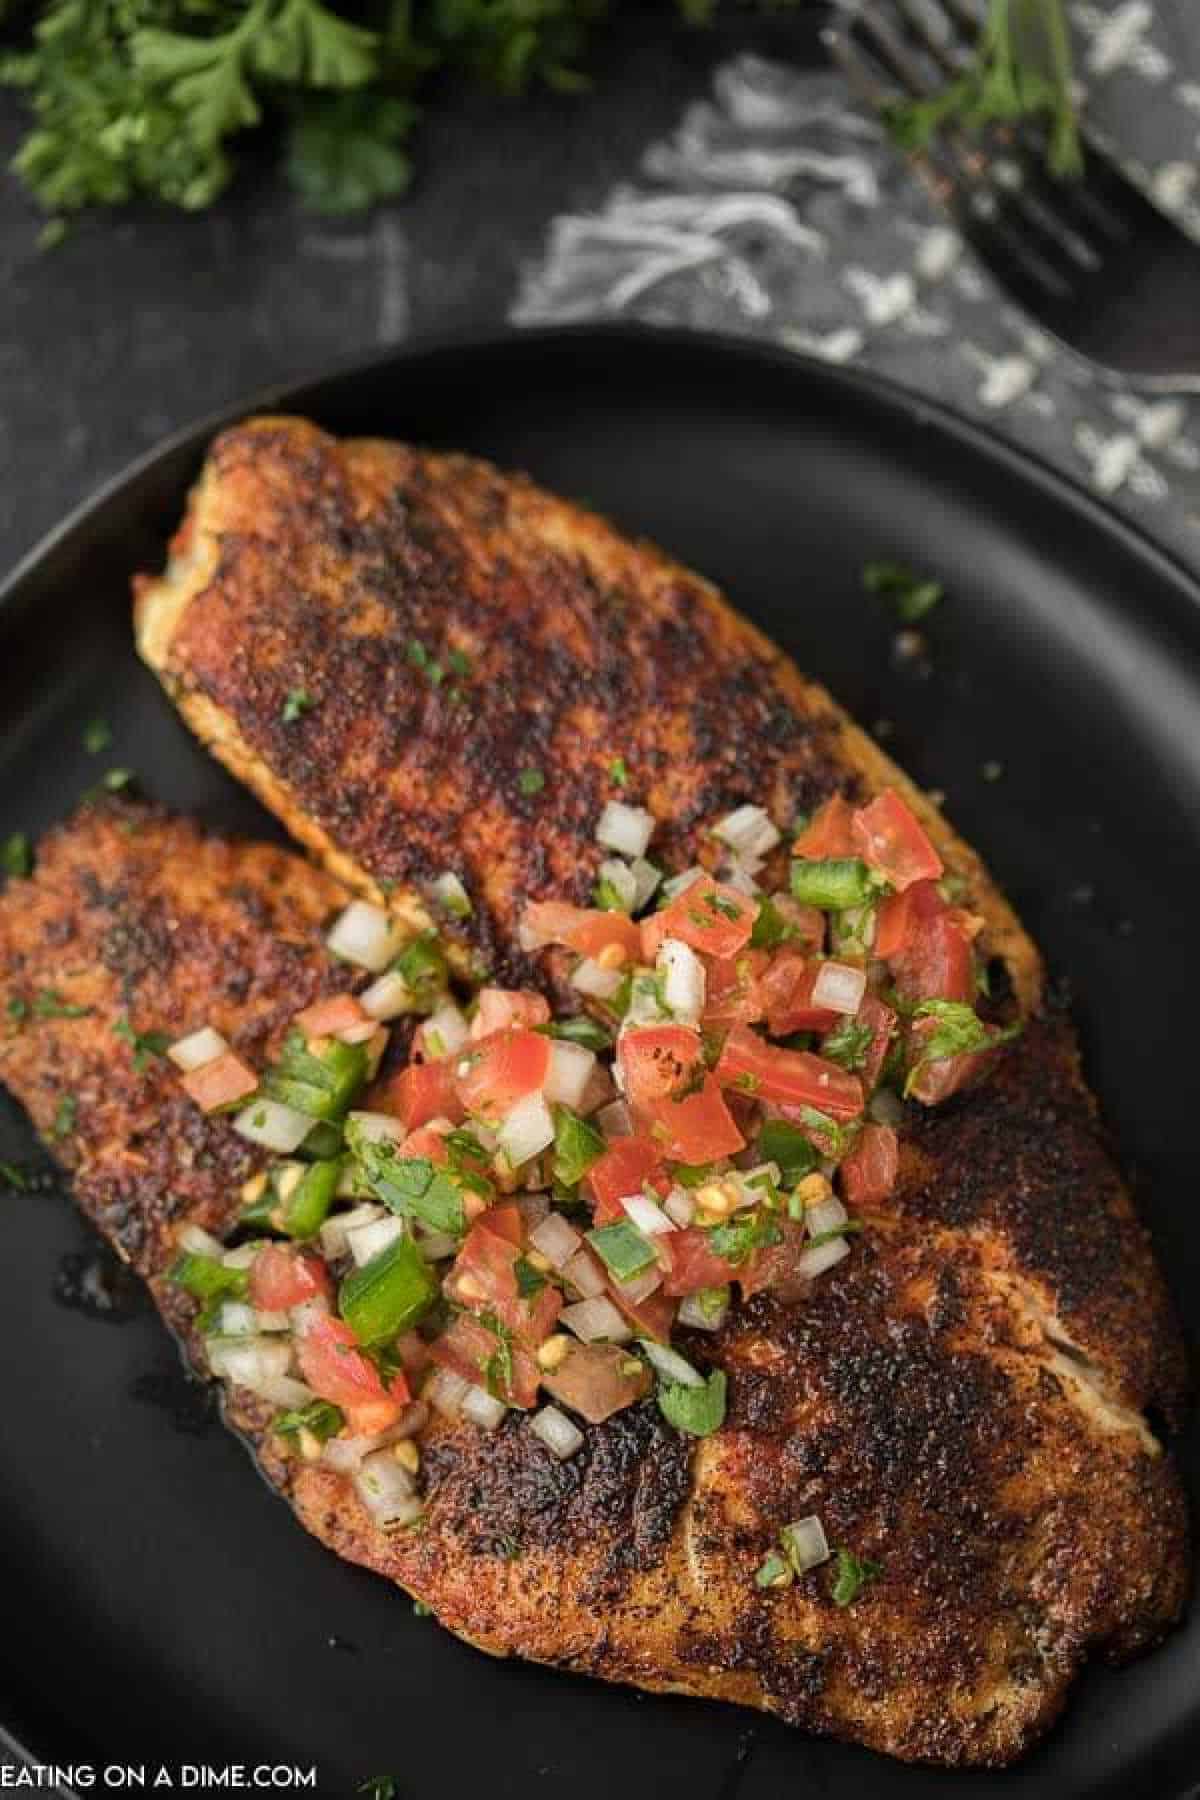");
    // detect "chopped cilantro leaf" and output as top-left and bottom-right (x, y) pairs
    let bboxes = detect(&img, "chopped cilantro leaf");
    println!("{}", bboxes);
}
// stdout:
(2, 834), (31, 879)
(757, 1120), (818, 1185)
(282, 688), (314, 723)
(518, 768), (545, 797)
(113, 1014), (170, 1071)
(83, 717), (112, 753)
(906, 1000), (1022, 1094)
(540, 1014), (612, 1052)
(102, 767), (133, 792)
(820, 1017), (875, 1074)
(863, 561), (944, 623)
(0, 1162), (29, 1191)
(657, 1367), (726, 1438)
(830, 1547), (882, 1607)
(608, 756), (629, 787)
(514, 1256), (547, 1299)
(707, 1210), (782, 1265)
(52, 1094), (77, 1138)
(34, 989), (92, 1020)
